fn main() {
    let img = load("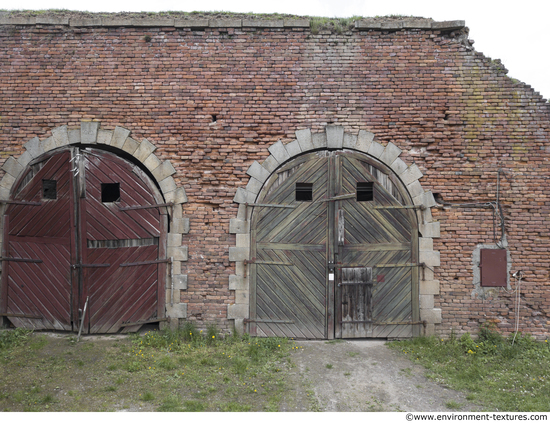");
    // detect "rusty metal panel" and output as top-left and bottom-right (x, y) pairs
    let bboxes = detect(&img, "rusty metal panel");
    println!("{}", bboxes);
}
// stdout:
(480, 249), (507, 287)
